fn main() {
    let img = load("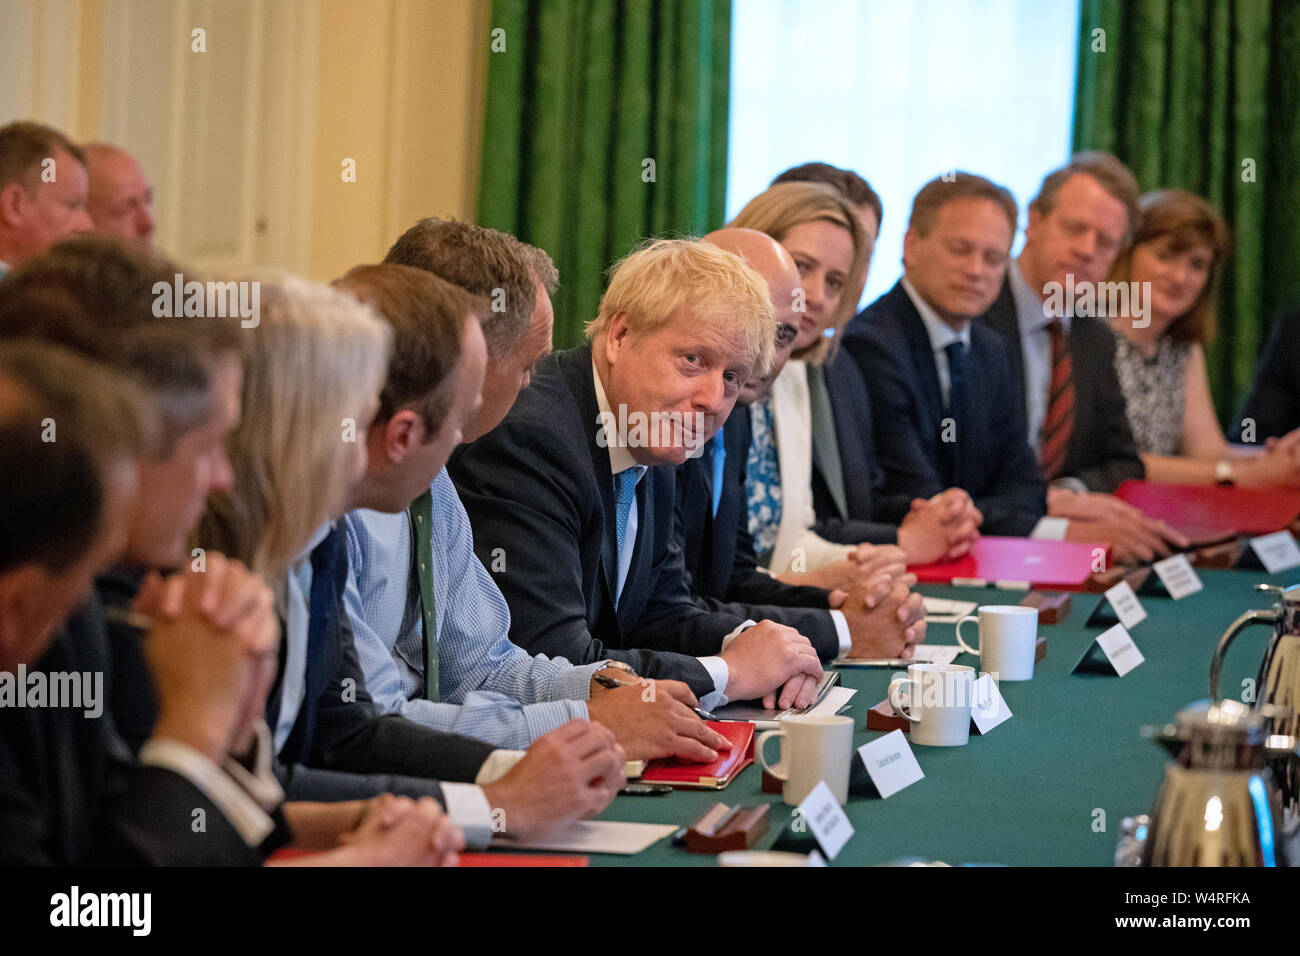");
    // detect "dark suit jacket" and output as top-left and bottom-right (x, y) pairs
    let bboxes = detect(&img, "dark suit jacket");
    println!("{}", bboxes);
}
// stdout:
(676, 406), (840, 659)
(449, 346), (748, 698)
(810, 353), (912, 542)
(0, 600), (280, 865)
(261, 523), (496, 801)
(979, 275), (1144, 492)
(1235, 306), (1300, 442)
(841, 281), (1046, 536)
